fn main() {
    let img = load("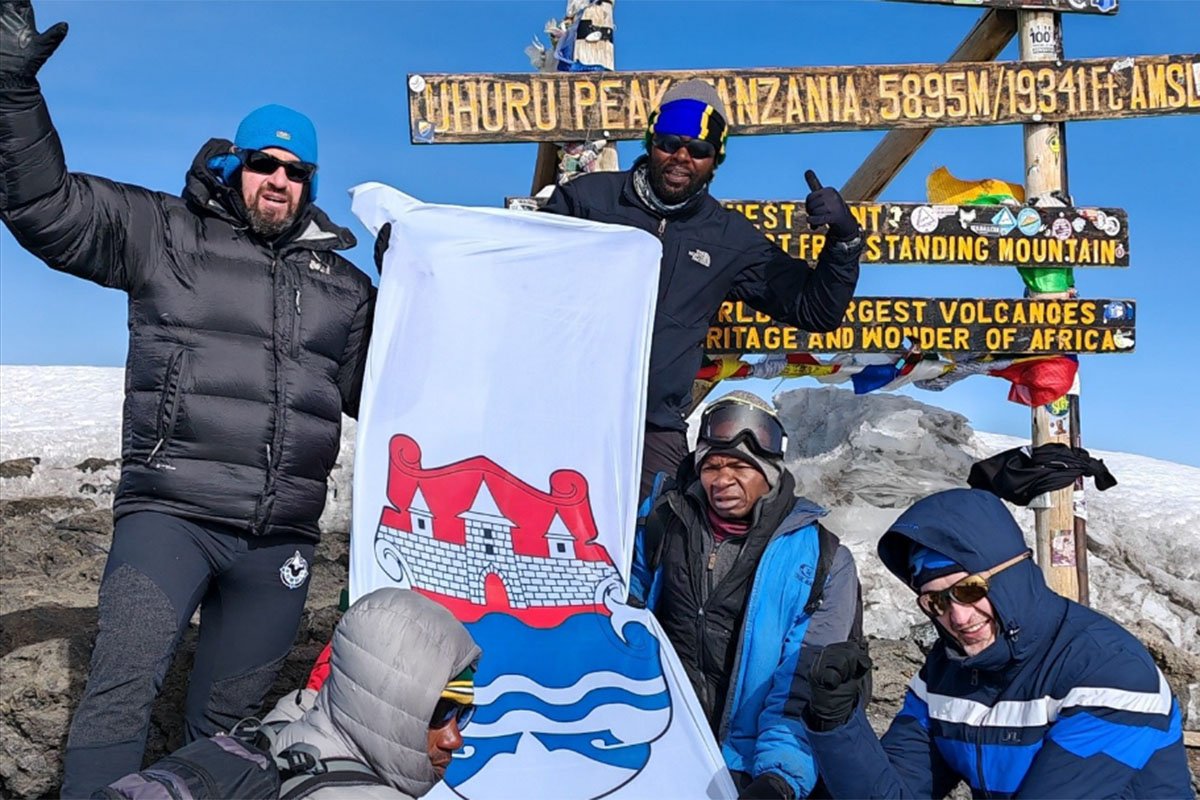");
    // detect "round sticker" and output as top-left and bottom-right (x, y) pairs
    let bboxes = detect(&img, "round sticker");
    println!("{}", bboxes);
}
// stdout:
(1115, 243), (1126, 258)
(1104, 216), (1121, 236)
(1016, 207), (1043, 236)
(408, 74), (427, 93)
(1052, 218), (1073, 240)
(1072, 217), (1086, 233)
(1092, 210), (1108, 229)
(911, 206), (939, 234)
